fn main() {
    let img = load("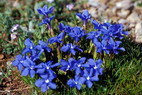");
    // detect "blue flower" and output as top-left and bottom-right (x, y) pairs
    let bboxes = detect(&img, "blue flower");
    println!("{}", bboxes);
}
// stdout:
(76, 10), (91, 25)
(38, 16), (55, 27)
(86, 31), (102, 43)
(67, 75), (85, 90)
(83, 69), (99, 88)
(58, 23), (68, 31)
(22, 38), (36, 55)
(60, 43), (83, 55)
(91, 19), (100, 30)
(35, 74), (56, 92)
(87, 59), (103, 75)
(35, 40), (51, 52)
(68, 27), (86, 42)
(60, 58), (76, 71)
(48, 32), (65, 44)
(12, 54), (25, 71)
(94, 40), (111, 54)
(108, 38), (125, 54)
(36, 61), (60, 75)
(37, 5), (54, 16)
(74, 57), (89, 75)
(21, 56), (36, 78)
